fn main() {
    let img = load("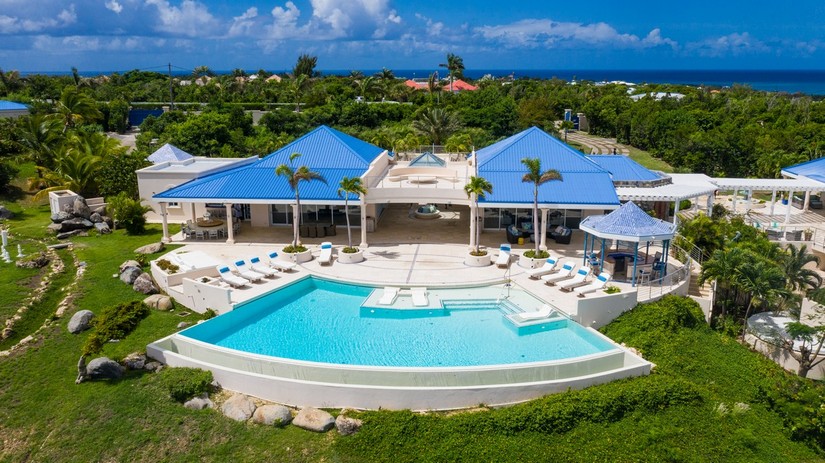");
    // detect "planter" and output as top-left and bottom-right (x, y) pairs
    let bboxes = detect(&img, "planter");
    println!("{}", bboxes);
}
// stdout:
(465, 252), (491, 267)
(518, 254), (546, 269)
(338, 249), (364, 264)
(282, 248), (313, 263)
